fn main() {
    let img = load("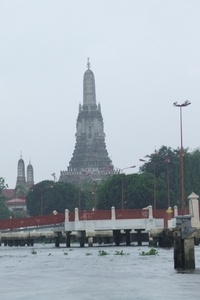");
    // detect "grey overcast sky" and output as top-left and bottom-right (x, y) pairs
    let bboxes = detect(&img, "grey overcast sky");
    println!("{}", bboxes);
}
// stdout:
(1, 0), (200, 188)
